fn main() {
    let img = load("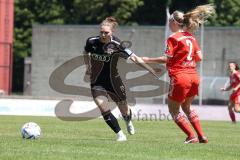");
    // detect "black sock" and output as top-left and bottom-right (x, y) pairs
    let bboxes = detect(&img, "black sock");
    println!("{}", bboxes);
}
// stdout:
(102, 110), (121, 133)
(122, 109), (132, 122)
